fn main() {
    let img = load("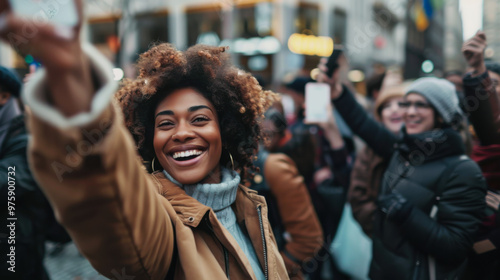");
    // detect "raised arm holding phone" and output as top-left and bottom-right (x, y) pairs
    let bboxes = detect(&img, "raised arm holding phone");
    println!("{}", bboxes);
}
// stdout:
(0, 1), (290, 279)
